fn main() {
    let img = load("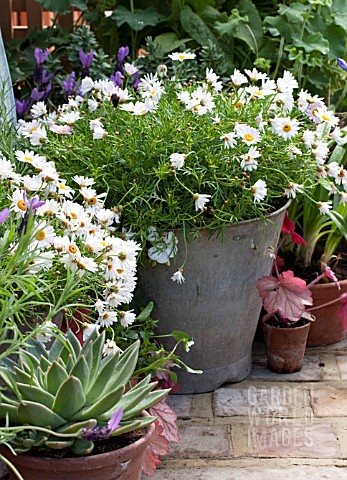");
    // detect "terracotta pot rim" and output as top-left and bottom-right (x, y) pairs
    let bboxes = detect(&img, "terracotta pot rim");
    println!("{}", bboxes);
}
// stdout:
(311, 278), (347, 292)
(0, 411), (155, 468)
(262, 316), (311, 331)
